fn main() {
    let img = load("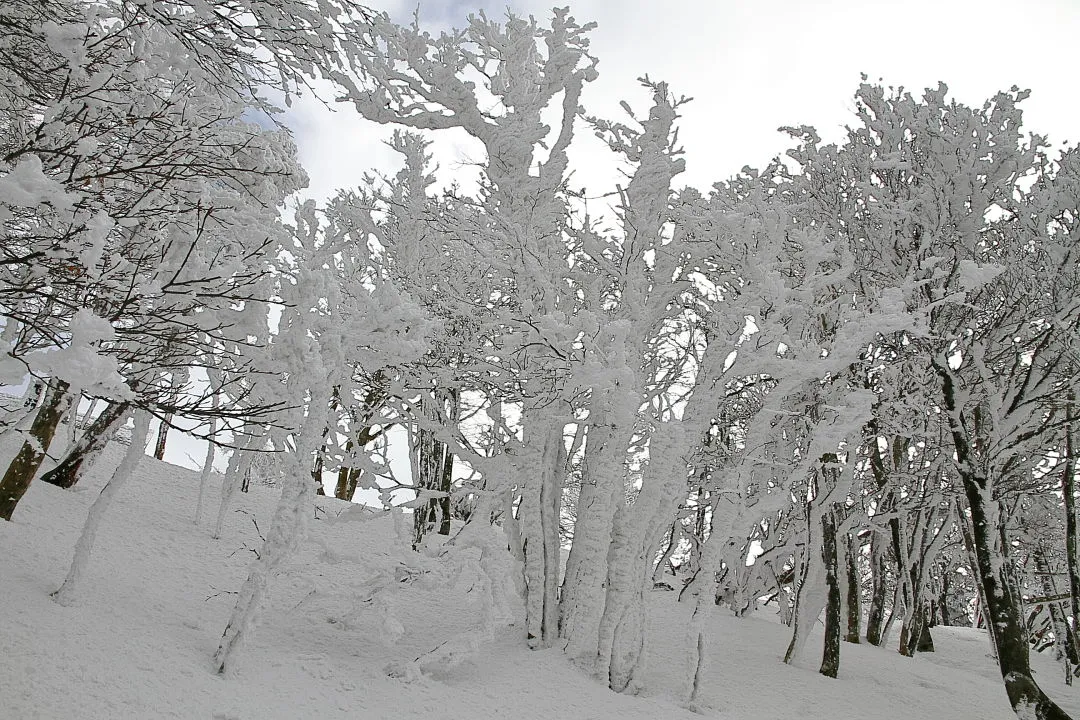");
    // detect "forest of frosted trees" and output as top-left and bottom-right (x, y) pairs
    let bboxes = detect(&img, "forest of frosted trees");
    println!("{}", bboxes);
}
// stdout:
(1, 2), (1078, 719)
